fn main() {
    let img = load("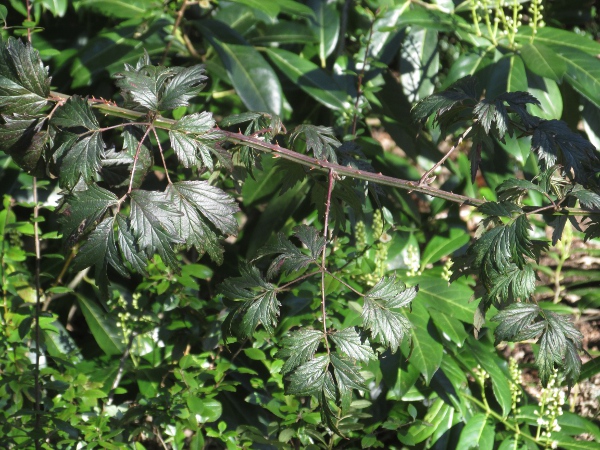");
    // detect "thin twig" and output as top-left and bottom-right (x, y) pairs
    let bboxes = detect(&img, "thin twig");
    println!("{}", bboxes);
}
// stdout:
(161, 0), (189, 65)
(106, 331), (137, 406)
(320, 170), (336, 352)
(151, 126), (173, 185)
(419, 125), (473, 185)
(125, 124), (154, 196)
(351, 15), (376, 138)
(32, 177), (42, 450)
